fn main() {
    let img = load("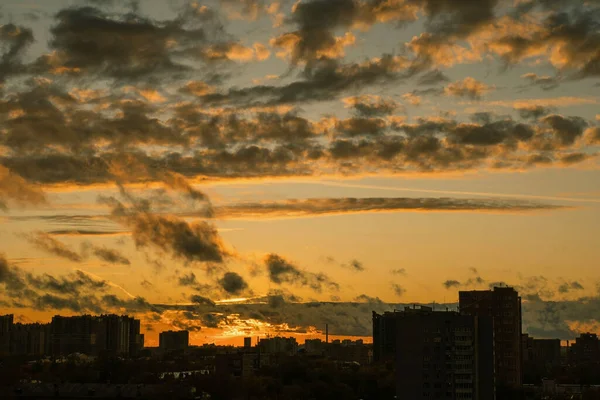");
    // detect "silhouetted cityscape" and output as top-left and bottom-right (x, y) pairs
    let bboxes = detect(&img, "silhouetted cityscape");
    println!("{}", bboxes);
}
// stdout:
(2, 286), (600, 399)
